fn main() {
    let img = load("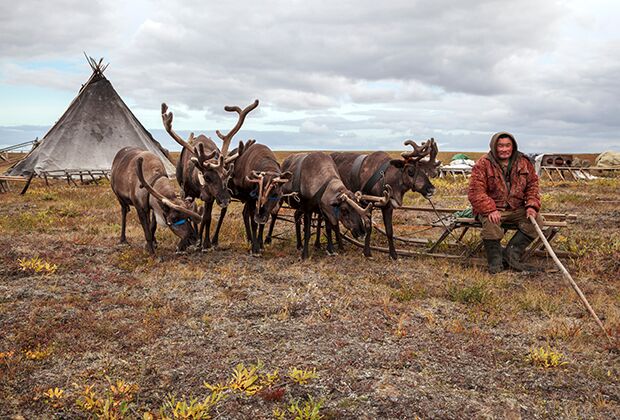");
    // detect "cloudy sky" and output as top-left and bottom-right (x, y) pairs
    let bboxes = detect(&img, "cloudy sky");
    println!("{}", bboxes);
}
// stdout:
(1, 0), (619, 153)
